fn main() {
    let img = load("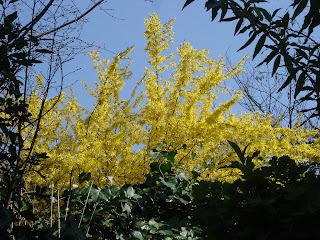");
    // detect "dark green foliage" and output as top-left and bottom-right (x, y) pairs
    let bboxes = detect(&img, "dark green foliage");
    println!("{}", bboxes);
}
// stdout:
(0, 1), (50, 237)
(51, 149), (201, 239)
(193, 141), (320, 239)
(1, 140), (320, 239)
(182, 0), (320, 122)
